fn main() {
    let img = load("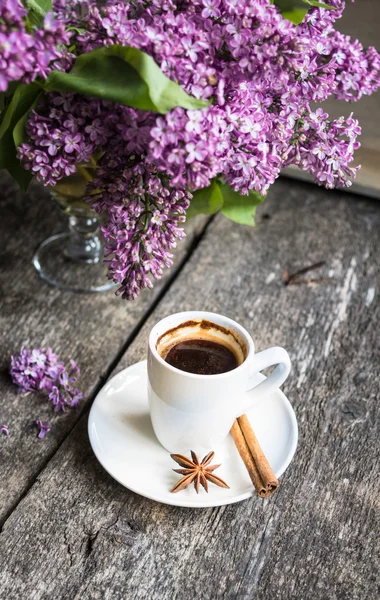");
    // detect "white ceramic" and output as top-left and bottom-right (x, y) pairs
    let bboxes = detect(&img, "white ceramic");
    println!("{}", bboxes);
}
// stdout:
(88, 360), (298, 508)
(148, 311), (291, 454)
